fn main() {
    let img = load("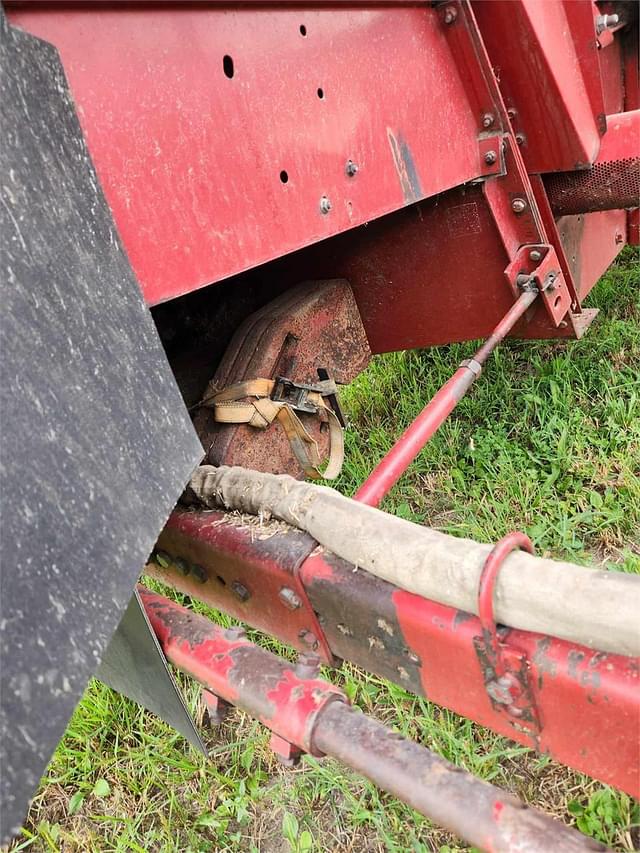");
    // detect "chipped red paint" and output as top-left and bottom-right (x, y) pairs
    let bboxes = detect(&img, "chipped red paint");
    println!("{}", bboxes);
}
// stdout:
(148, 515), (640, 795)
(393, 588), (640, 796)
(139, 586), (342, 752)
(264, 669), (342, 755)
(141, 587), (595, 850)
(142, 591), (249, 701)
